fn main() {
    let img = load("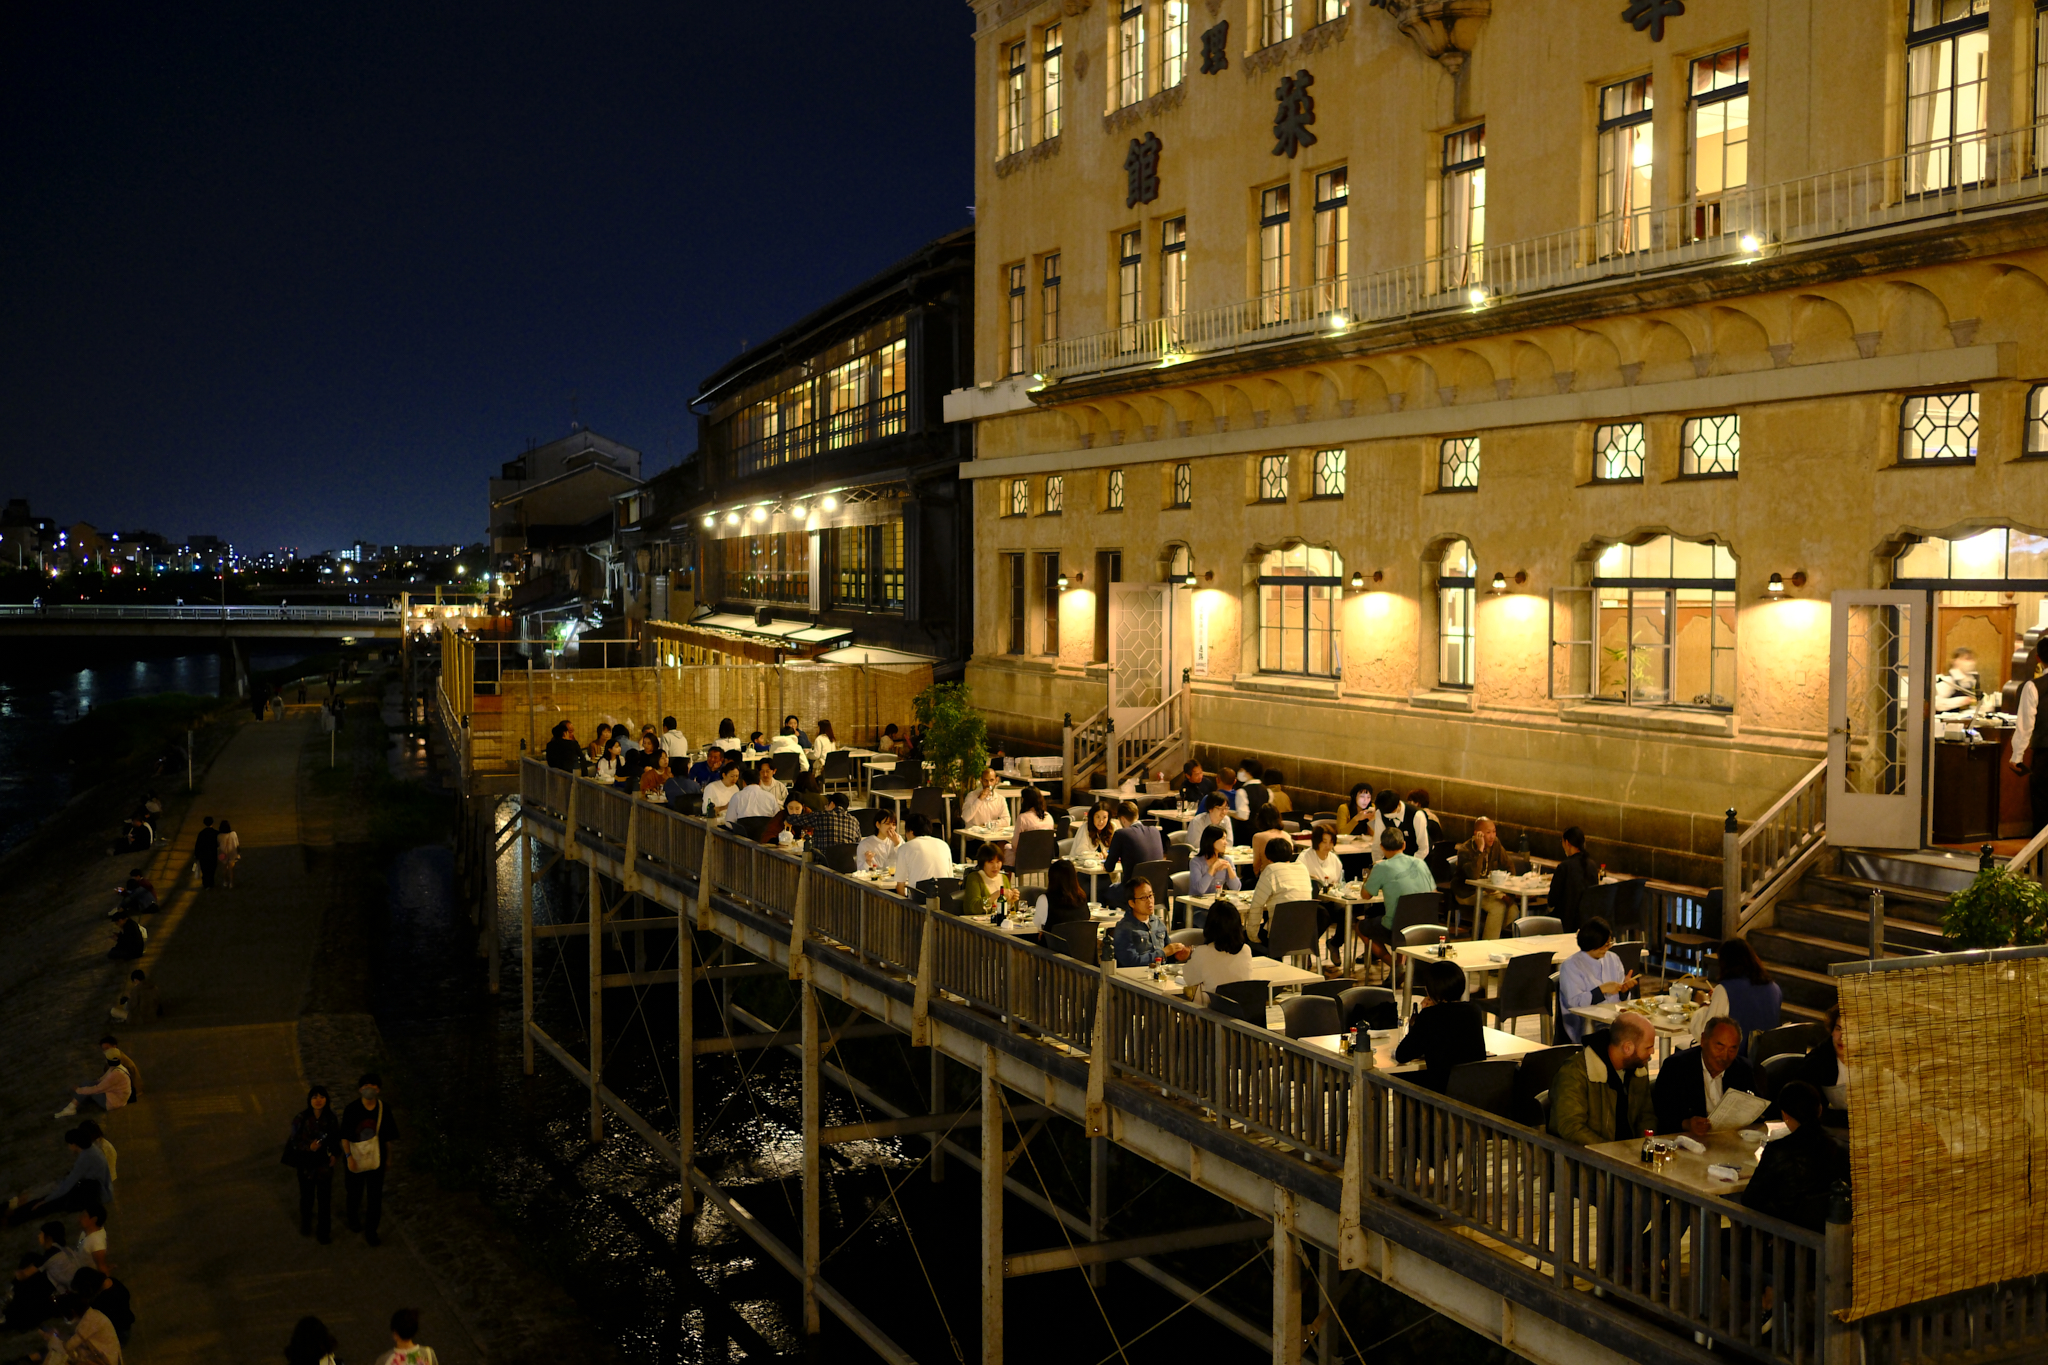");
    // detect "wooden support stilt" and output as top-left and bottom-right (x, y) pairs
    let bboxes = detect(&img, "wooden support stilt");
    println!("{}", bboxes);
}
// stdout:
(694, 817), (716, 930)
(676, 910), (694, 1217)
(520, 830), (534, 1076)
(911, 907), (936, 1045)
(1272, 1187), (1303, 1365)
(1084, 952), (1112, 1137)
(1339, 1051), (1370, 1272)
(981, 1046), (1004, 1365)
(588, 863), (604, 1141)
(1088, 1136), (1109, 1288)
(801, 977), (822, 1337)
(1318, 1247), (1338, 1365)
(485, 802), (500, 991)
(929, 1048), (946, 1184)
(787, 849), (814, 982)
